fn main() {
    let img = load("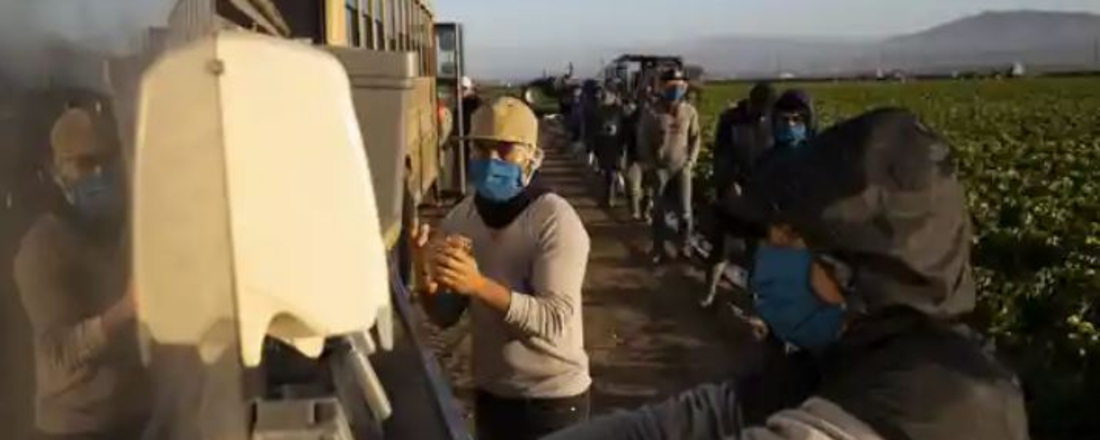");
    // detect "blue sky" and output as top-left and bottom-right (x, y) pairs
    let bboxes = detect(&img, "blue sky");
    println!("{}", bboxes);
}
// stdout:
(438, 0), (1100, 48)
